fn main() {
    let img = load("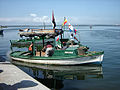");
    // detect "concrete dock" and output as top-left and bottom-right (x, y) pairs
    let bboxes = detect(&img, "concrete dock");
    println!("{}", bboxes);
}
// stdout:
(0, 62), (50, 90)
